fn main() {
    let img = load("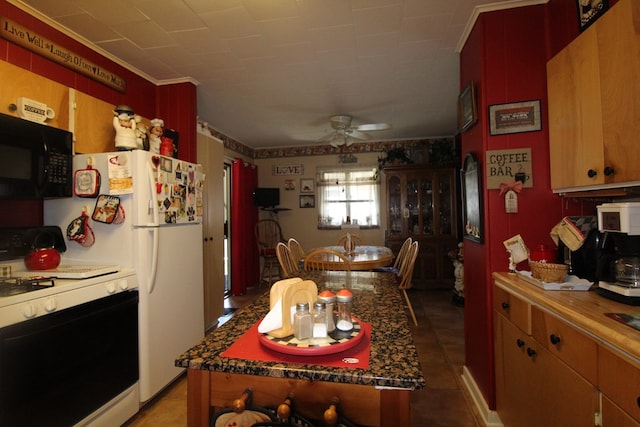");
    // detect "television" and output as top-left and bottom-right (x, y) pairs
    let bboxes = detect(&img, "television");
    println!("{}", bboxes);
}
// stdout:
(253, 187), (280, 208)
